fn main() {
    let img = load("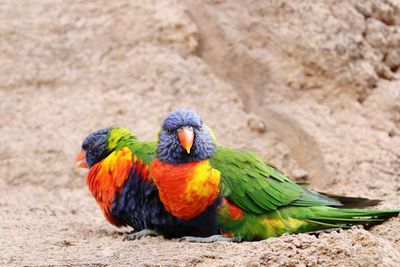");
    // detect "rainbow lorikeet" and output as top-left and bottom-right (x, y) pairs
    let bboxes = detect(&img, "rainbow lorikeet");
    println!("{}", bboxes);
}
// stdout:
(76, 127), (221, 240)
(150, 109), (400, 242)
(77, 118), (388, 241)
